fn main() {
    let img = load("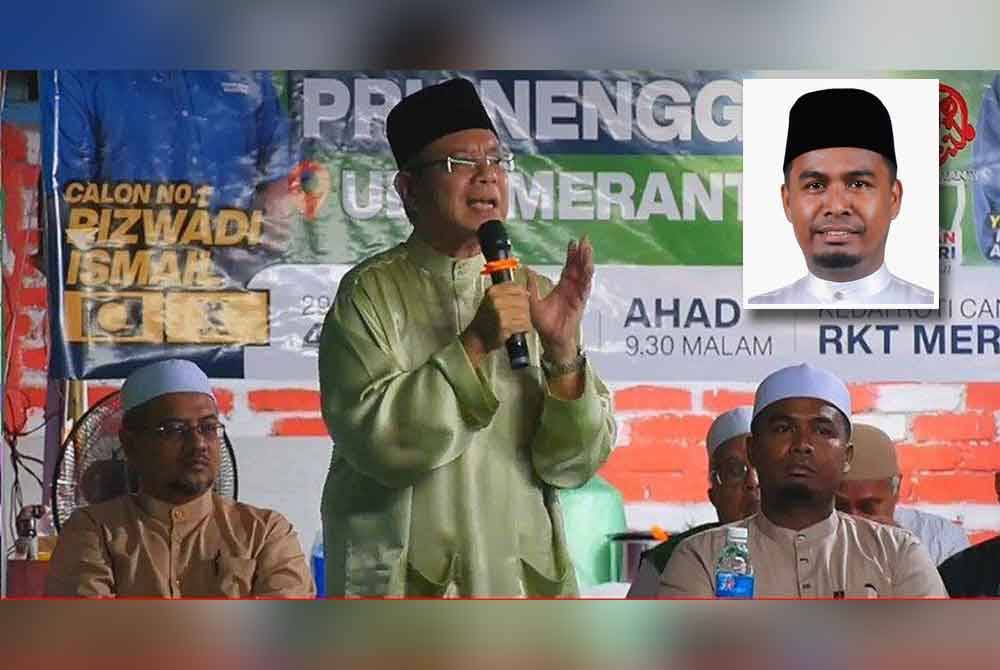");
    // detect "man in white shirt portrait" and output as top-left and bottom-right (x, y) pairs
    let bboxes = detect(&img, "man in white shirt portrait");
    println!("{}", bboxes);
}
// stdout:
(749, 88), (935, 307)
